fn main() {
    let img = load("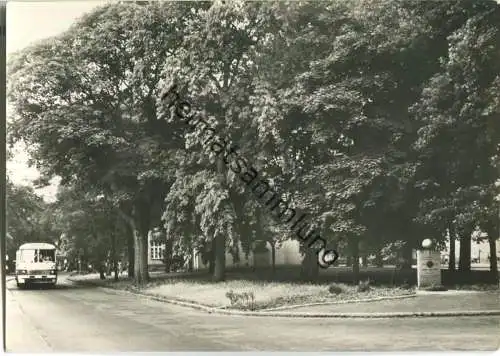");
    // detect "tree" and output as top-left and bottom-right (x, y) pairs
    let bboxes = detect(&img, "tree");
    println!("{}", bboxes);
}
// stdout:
(52, 184), (129, 280)
(158, 1), (280, 281)
(244, 0), (455, 280)
(412, 1), (500, 276)
(6, 179), (53, 258)
(7, 2), (198, 285)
